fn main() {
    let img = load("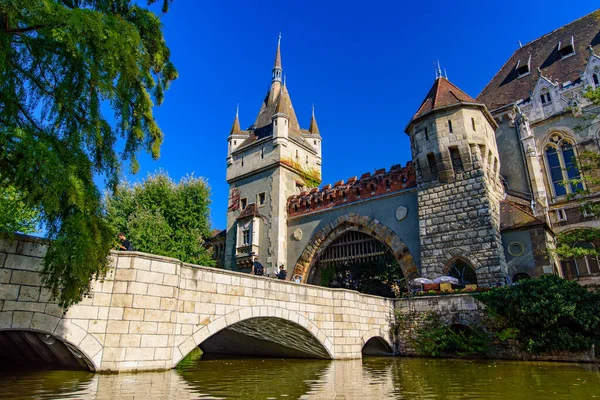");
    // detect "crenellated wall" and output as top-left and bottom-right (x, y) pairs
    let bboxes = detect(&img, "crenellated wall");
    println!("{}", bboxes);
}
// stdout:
(287, 163), (416, 217)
